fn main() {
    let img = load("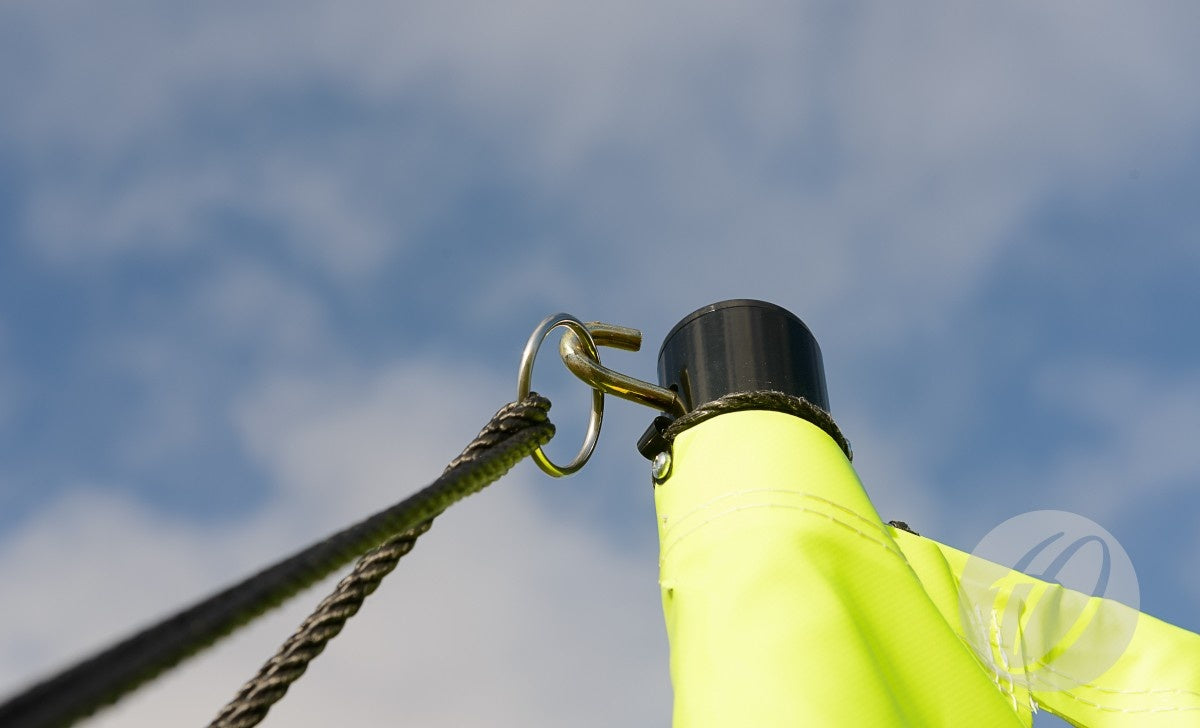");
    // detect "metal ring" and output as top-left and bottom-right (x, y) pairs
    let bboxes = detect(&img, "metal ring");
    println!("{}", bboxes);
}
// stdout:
(517, 313), (604, 477)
